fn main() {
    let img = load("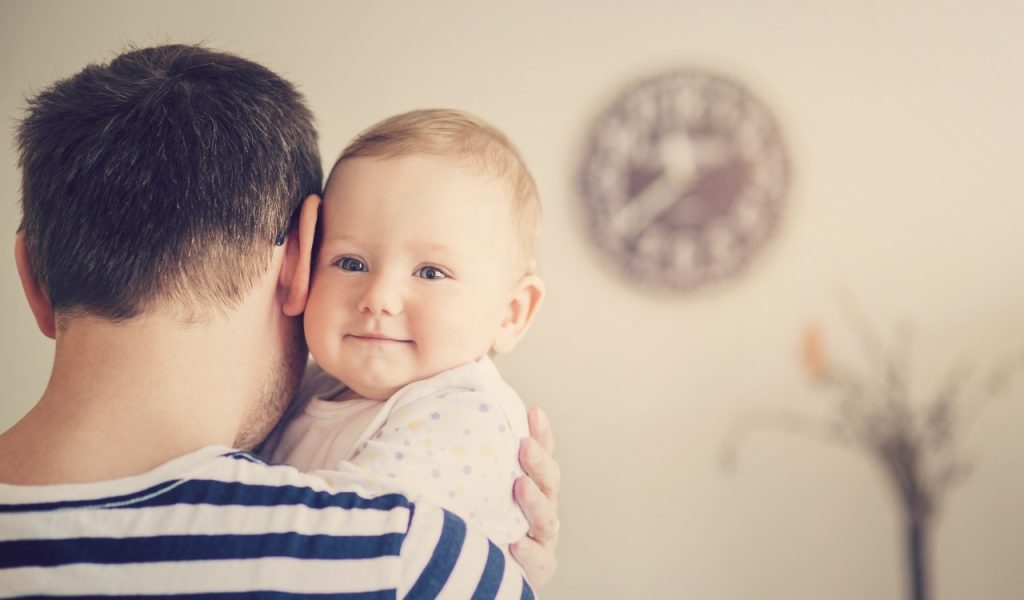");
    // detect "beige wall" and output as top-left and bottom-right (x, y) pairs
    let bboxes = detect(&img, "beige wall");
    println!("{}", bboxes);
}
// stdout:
(2, 1), (1023, 598)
